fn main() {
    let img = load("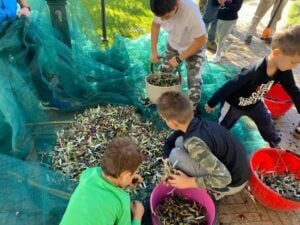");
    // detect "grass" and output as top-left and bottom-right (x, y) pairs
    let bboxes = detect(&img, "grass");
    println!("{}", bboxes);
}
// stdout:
(80, 0), (153, 40)
(288, 0), (300, 25)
